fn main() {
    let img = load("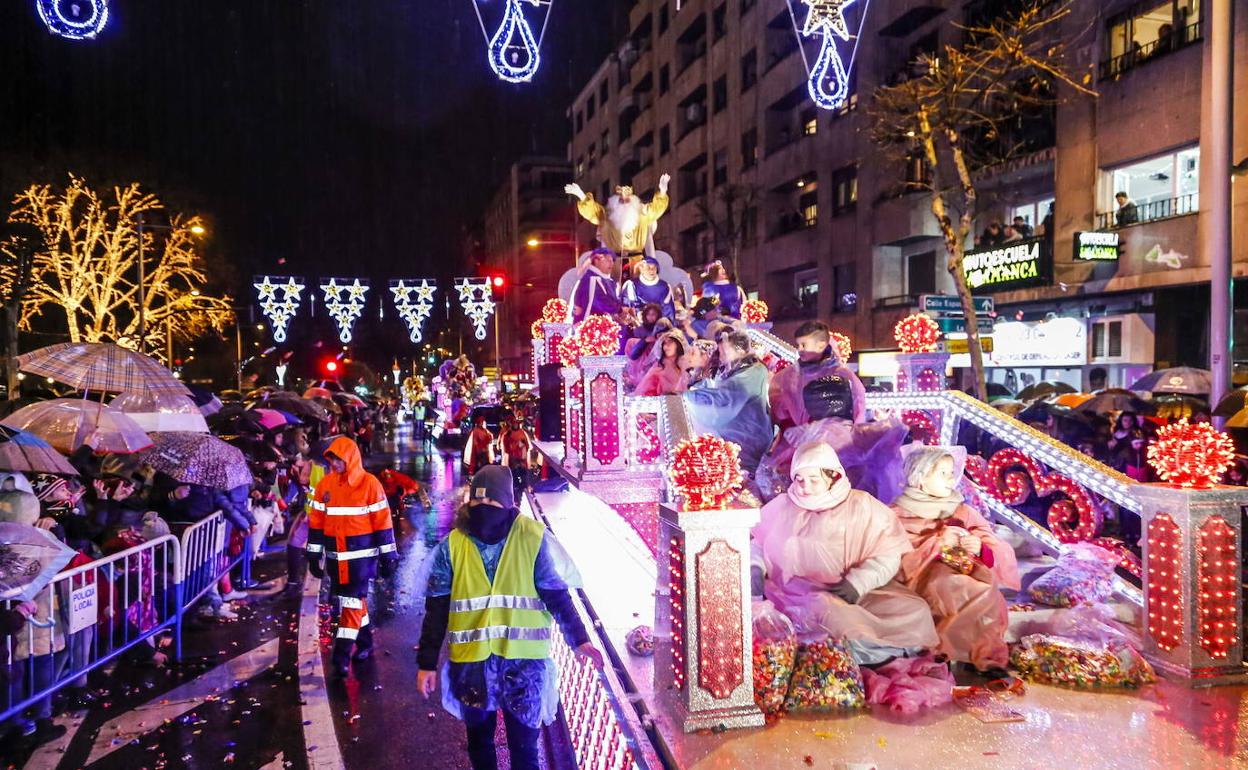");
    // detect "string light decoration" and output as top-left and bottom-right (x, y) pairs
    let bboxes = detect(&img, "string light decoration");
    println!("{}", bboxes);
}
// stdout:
(542, 298), (569, 324)
(1147, 420), (1236, 489)
(470, 0), (551, 83)
(589, 371), (621, 465)
(668, 435), (743, 511)
(37, 0), (108, 40)
(454, 278), (496, 341)
(901, 410), (937, 445)
(697, 540), (745, 698)
(1146, 514), (1183, 652)
(741, 299), (769, 324)
(791, 0), (865, 110)
(320, 278), (370, 343)
(894, 313), (941, 353)
(1197, 517), (1238, 659)
(669, 534), (687, 689)
(831, 331), (853, 363)
(980, 448), (1102, 543)
(390, 279), (437, 344)
(574, 314), (622, 358)
(556, 336), (581, 367)
(254, 276), (306, 343)
(635, 413), (662, 464)
(531, 320), (545, 339)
